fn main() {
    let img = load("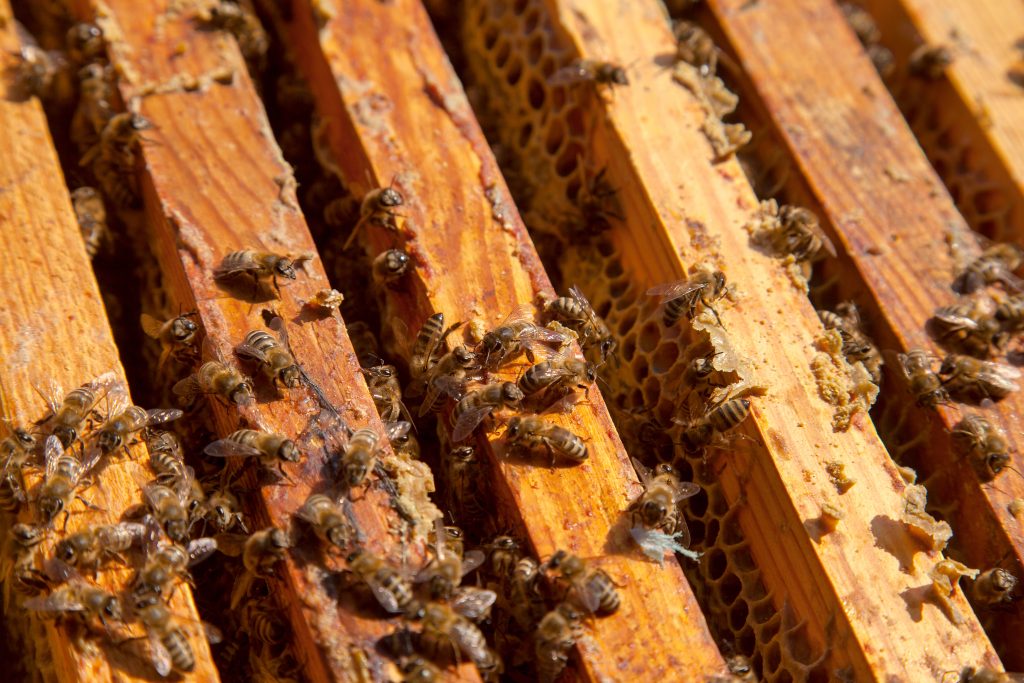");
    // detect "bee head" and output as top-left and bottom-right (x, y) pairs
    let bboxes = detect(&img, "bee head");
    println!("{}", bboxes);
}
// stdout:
(11, 523), (42, 546)
(55, 538), (77, 563)
(275, 259), (298, 279)
(345, 462), (368, 488)
(379, 187), (403, 208)
(230, 381), (254, 405)
(641, 500), (668, 525)
(501, 382), (524, 402)
(505, 417), (522, 439)
(52, 426), (77, 449)
(13, 429), (36, 450)
(97, 430), (121, 454)
(268, 528), (290, 550)
(102, 596), (123, 622)
(279, 440), (301, 463)
(39, 495), (64, 523)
